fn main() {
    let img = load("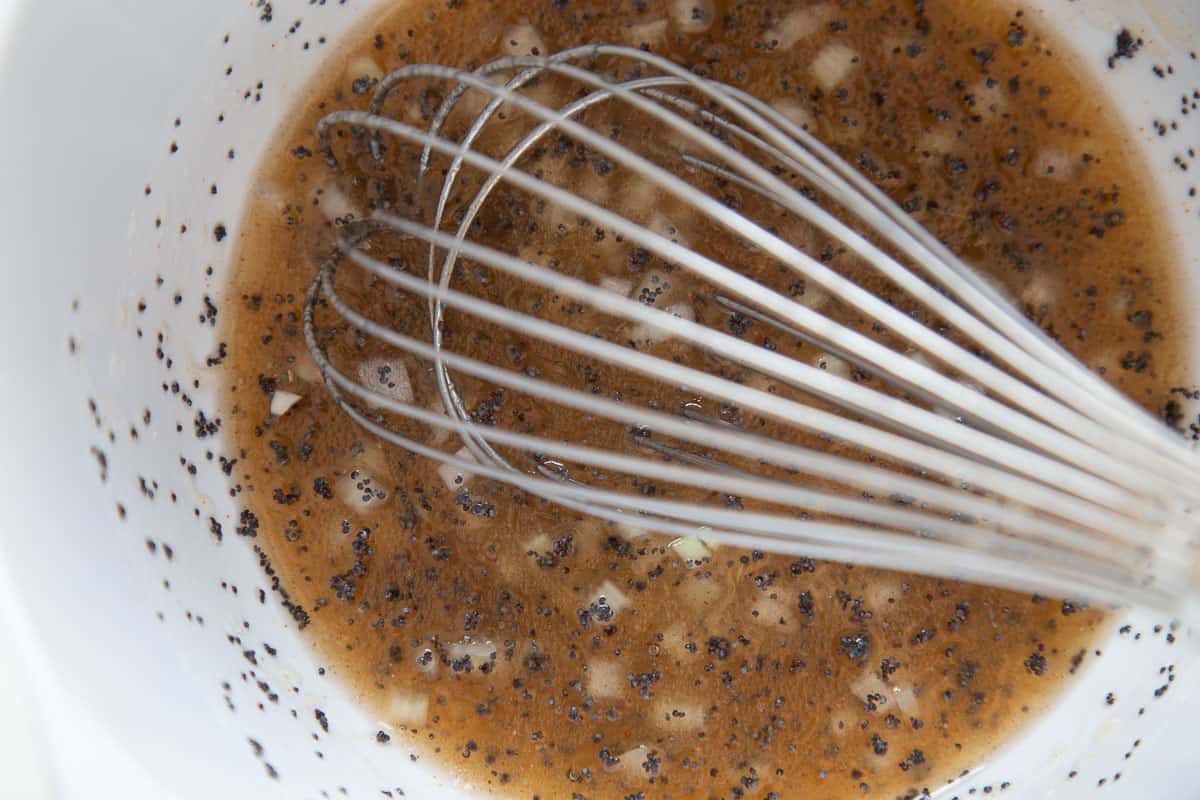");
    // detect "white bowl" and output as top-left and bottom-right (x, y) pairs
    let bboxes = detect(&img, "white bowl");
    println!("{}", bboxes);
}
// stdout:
(0, 1), (1197, 798)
